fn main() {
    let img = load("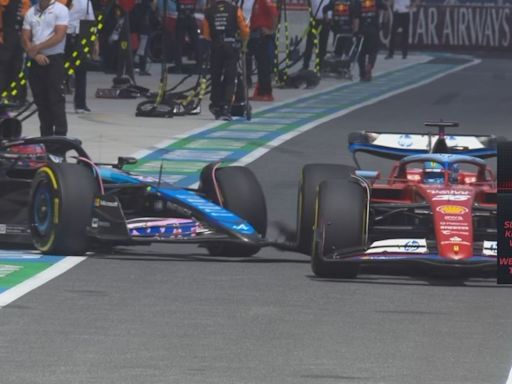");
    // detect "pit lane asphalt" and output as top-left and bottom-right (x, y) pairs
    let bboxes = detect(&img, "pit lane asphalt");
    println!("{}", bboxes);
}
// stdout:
(1, 58), (512, 384)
